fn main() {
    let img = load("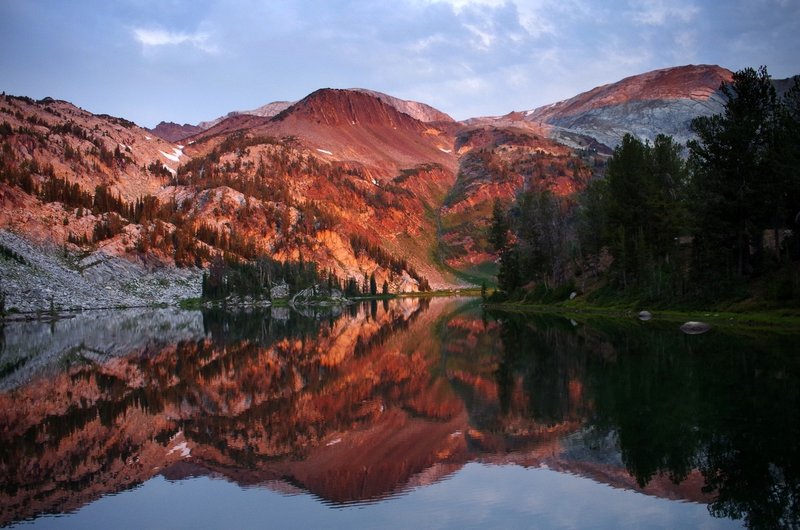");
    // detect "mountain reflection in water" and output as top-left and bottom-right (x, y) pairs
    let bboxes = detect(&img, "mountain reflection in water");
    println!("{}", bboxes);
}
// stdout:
(0, 298), (798, 529)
